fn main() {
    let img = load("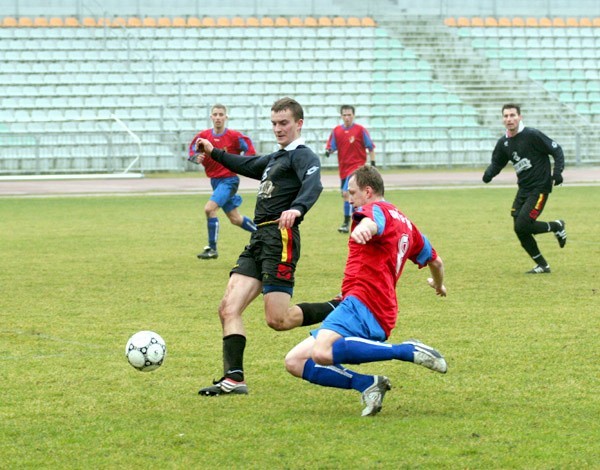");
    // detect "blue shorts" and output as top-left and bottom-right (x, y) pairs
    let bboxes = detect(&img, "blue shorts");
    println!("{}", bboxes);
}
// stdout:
(340, 176), (350, 193)
(210, 176), (242, 213)
(311, 295), (386, 341)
